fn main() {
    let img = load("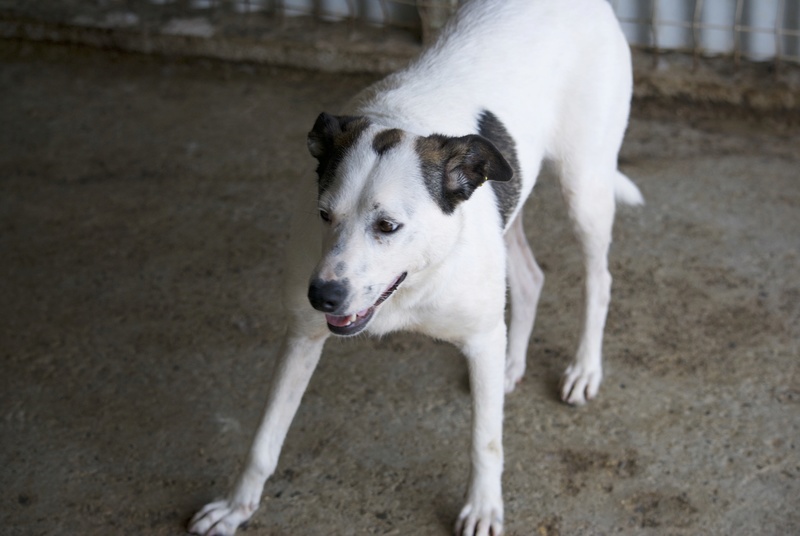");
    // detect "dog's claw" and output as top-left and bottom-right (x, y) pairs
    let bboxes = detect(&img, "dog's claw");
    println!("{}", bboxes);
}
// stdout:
(560, 363), (602, 405)
(455, 497), (503, 536)
(188, 499), (256, 536)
